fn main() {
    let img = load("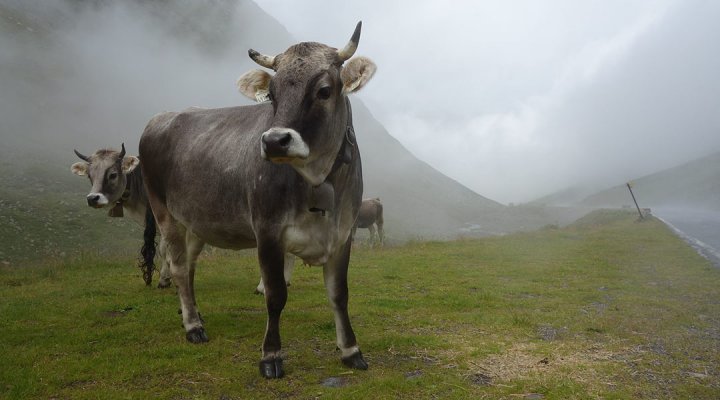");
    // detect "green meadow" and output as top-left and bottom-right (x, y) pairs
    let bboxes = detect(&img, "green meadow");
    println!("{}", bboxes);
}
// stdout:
(2, 210), (719, 399)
